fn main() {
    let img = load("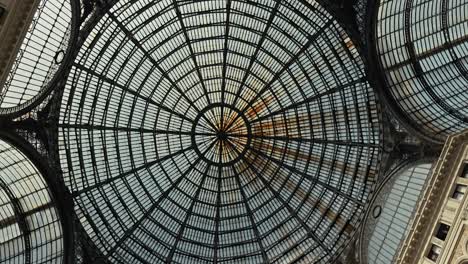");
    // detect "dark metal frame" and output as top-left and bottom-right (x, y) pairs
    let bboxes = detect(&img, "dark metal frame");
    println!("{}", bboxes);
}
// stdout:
(0, 177), (32, 263)
(57, 1), (384, 263)
(0, 0), (407, 262)
(0, 130), (75, 264)
(314, 4), (390, 262)
(364, 0), (433, 144)
(365, 0), (468, 144)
